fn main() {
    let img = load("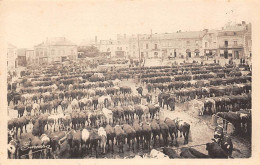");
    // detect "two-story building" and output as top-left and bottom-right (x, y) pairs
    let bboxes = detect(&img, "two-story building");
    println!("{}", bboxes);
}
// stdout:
(128, 30), (205, 60)
(202, 30), (219, 57)
(25, 49), (35, 65)
(217, 21), (251, 59)
(34, 37), (77, 64)
(17, 48), (27, 67)
(99, 38), (129, 59)
(7, 43), (17, 71)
